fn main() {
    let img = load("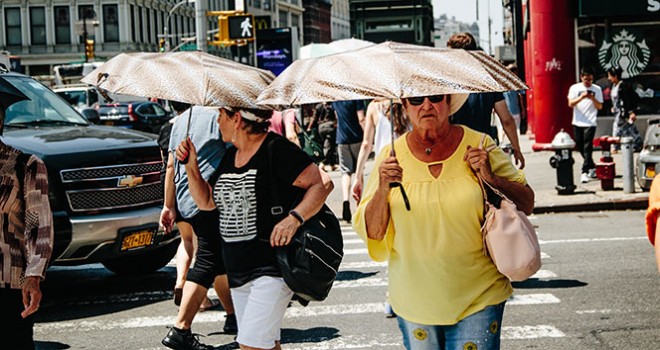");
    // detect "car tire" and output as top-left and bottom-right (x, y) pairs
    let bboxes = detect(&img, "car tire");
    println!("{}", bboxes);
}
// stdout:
(102, 240), (179, 275)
